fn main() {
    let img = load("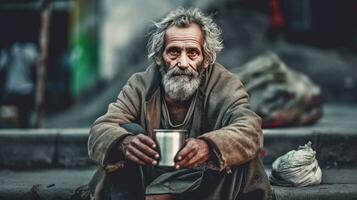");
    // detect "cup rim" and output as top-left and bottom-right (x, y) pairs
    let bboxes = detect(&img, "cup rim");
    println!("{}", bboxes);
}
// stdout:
(153, 129), (187, 132)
